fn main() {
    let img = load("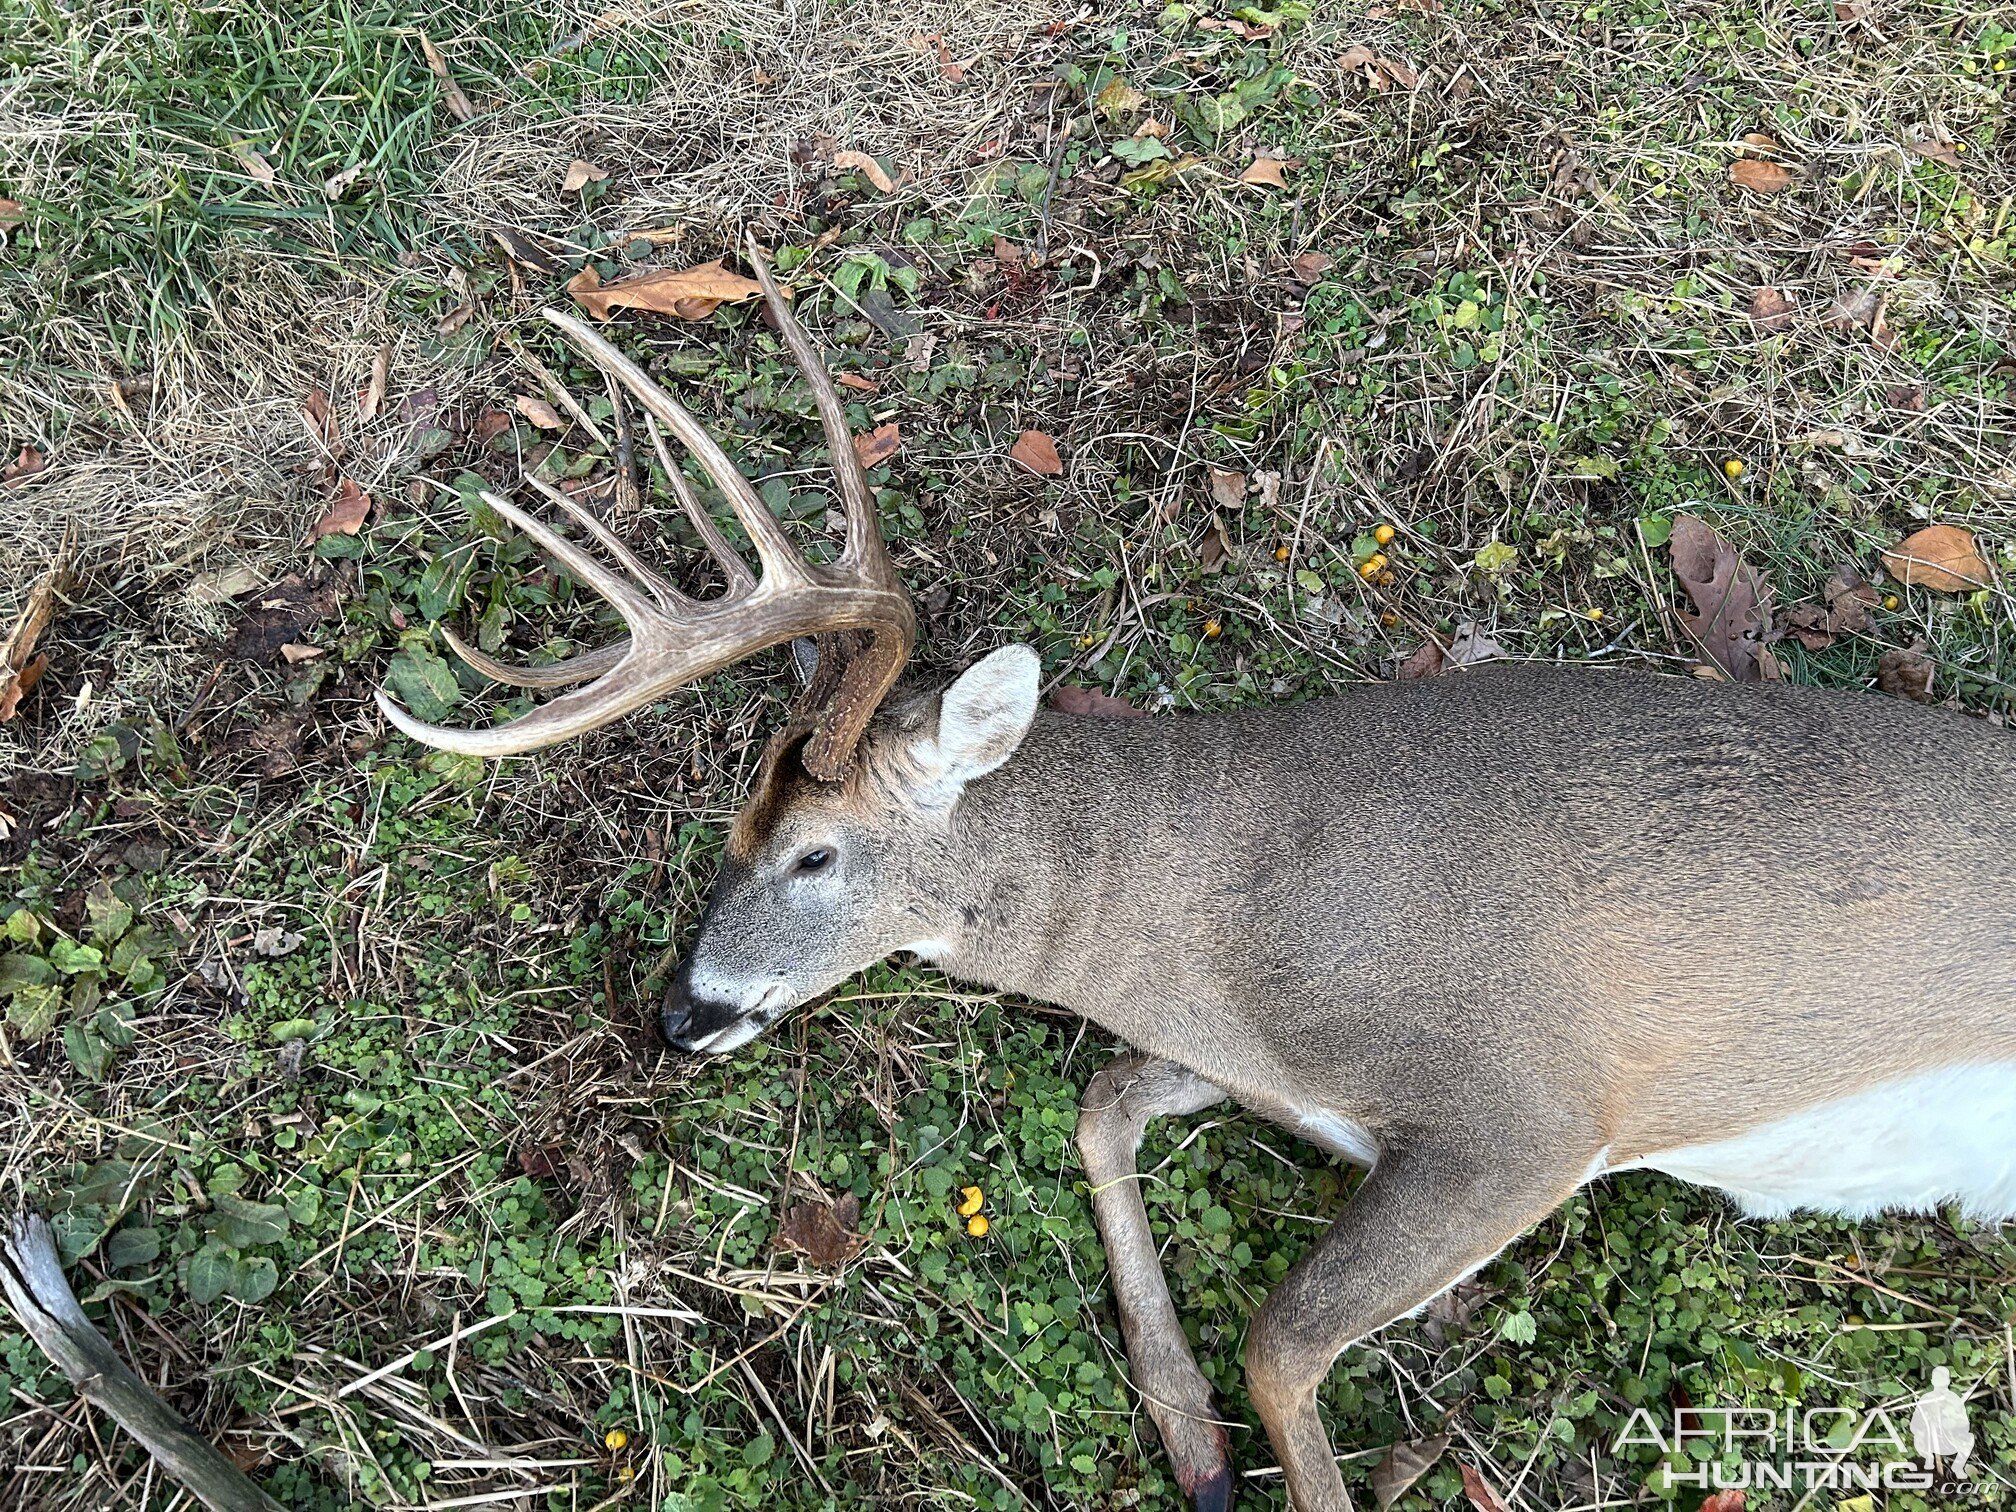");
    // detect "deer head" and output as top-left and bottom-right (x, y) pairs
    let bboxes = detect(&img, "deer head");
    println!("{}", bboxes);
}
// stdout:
(376, 240), (1039, 1051)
